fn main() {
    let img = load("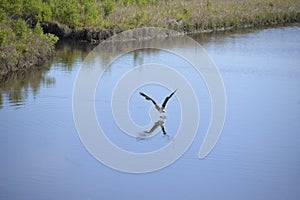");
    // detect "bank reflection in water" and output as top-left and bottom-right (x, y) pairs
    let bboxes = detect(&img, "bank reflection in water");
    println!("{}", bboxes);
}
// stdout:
(0, 67), (55, 108)
(0, 40), (93, 109)
(54, 40), (95, 71)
